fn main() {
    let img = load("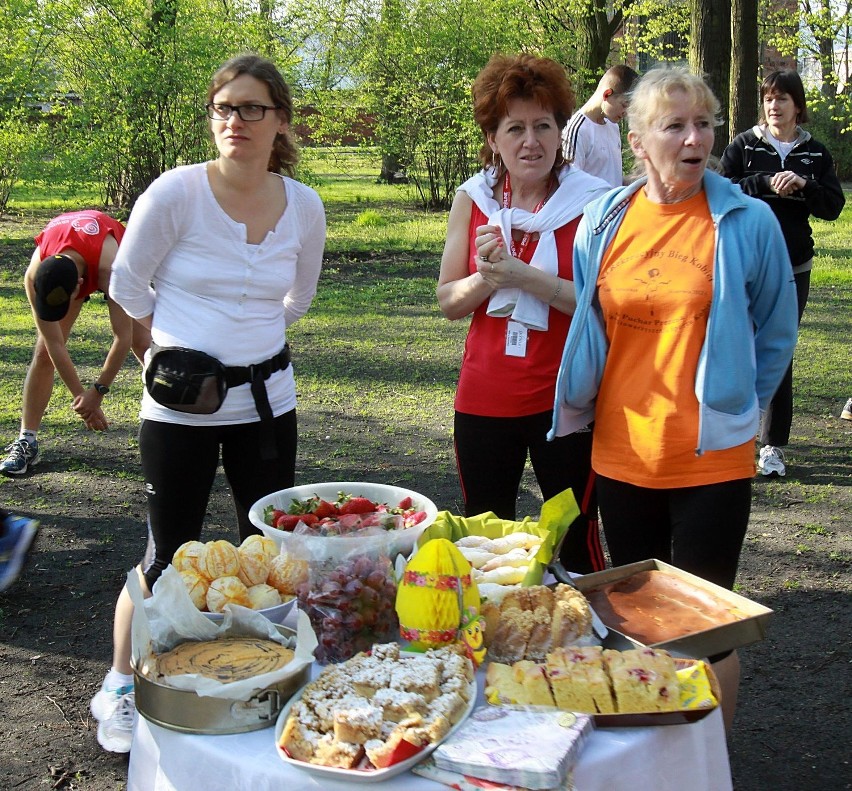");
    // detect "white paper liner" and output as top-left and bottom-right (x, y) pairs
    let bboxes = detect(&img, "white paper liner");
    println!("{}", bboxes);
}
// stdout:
(129, 565), (317, 700)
